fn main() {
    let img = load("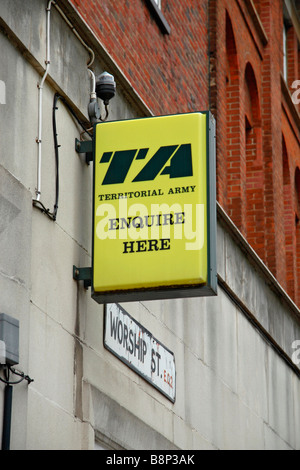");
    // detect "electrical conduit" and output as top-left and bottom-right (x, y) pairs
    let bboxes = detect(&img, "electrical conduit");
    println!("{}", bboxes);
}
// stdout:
(33, 0), (95, 216)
